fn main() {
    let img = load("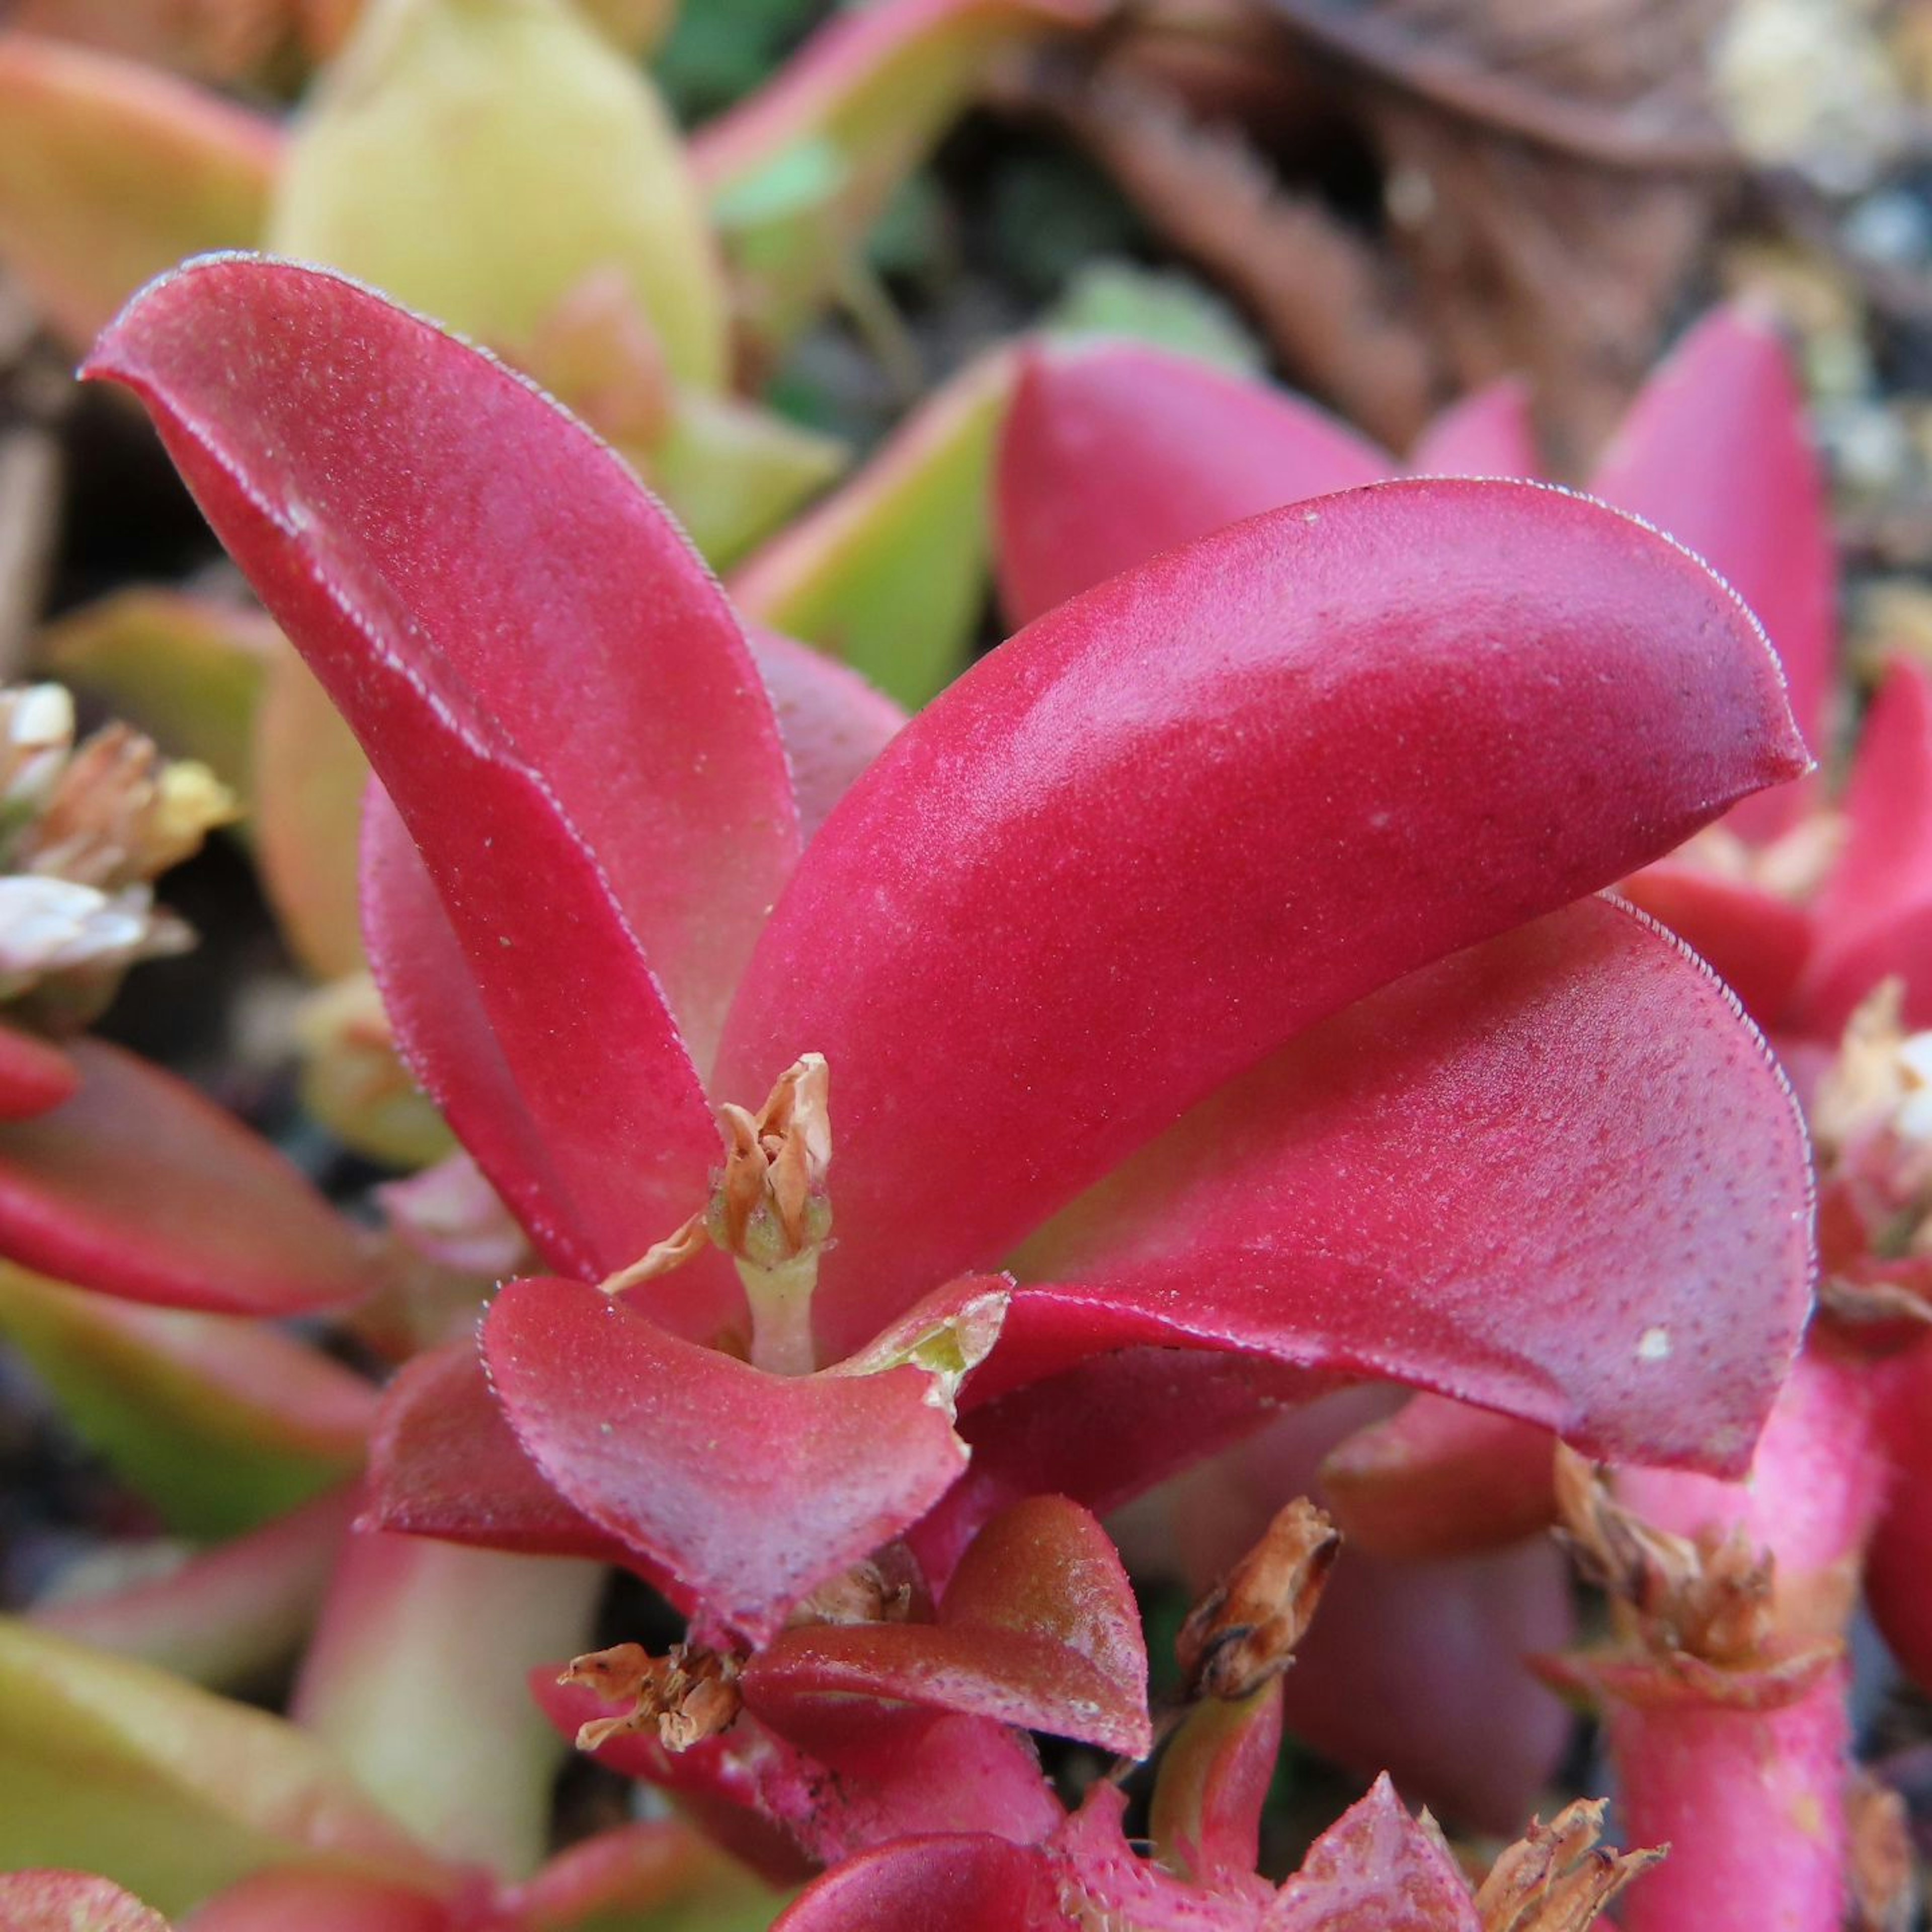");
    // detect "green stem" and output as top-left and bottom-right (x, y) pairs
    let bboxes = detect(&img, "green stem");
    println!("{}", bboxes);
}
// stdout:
(742, 1250), (819, 1376)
